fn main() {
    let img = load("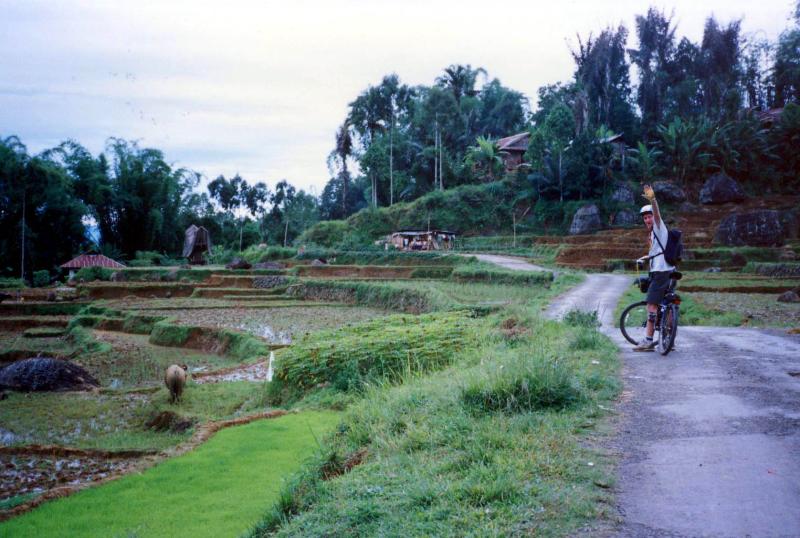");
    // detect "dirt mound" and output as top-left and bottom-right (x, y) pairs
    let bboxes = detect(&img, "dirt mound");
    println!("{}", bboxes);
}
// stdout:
(145, 411), (195, 433)
(0, 358), (98, 392)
